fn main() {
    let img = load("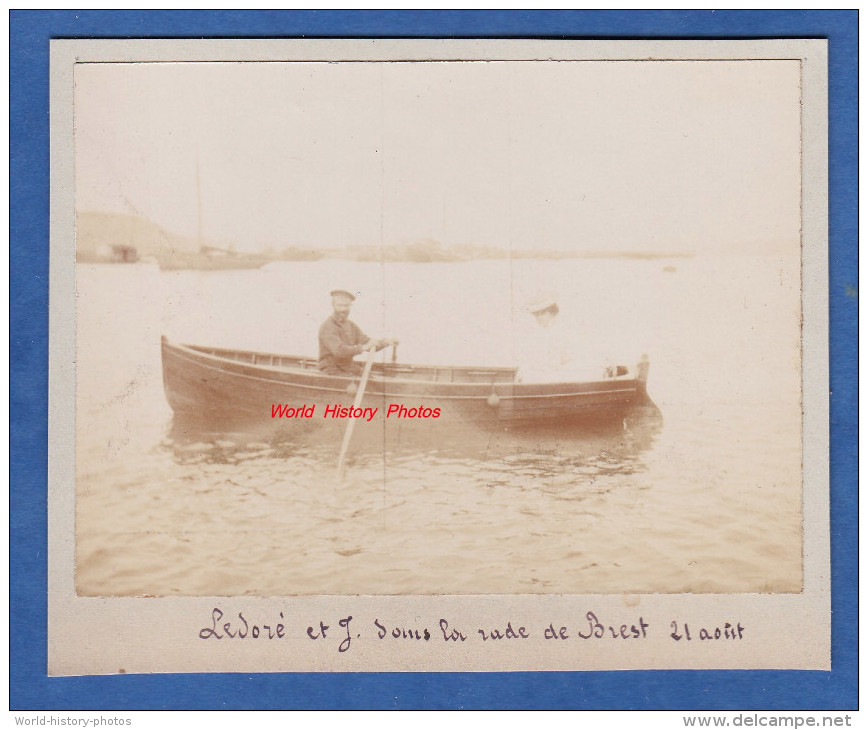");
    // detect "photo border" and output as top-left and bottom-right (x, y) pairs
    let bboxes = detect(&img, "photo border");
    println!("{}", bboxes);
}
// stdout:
(10, 9), (857, 710)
